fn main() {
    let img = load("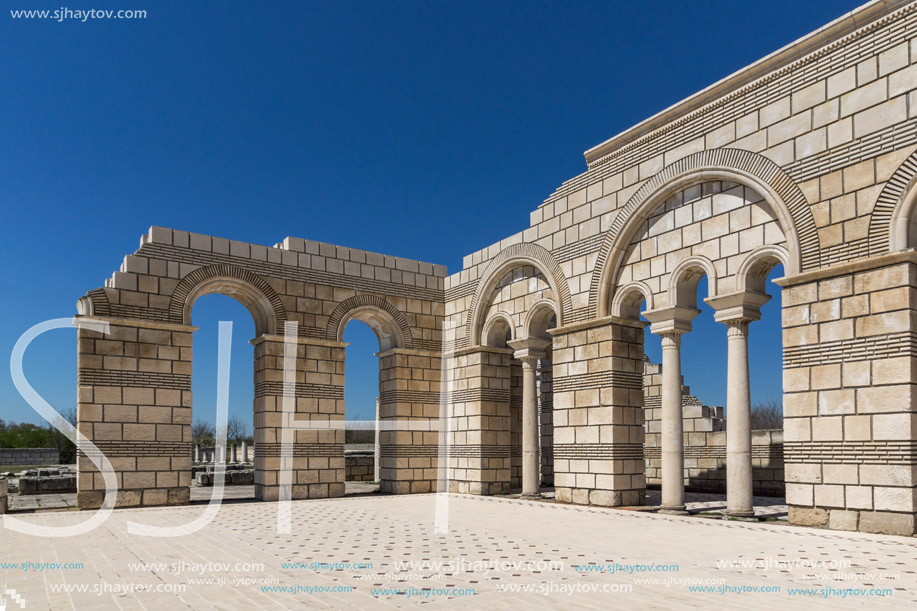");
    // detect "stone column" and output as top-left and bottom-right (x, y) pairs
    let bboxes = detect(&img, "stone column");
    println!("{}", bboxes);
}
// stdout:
(232, 445), (238, 463)
(374, 396), (381, 482)
(241, 440), (248, 464)
(707, 291), (769, 519)
(507, 338), (550, 499)
(724, 320), (753, 517)
(645, 306), (699, 515)
(659, 331), (686, 513)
